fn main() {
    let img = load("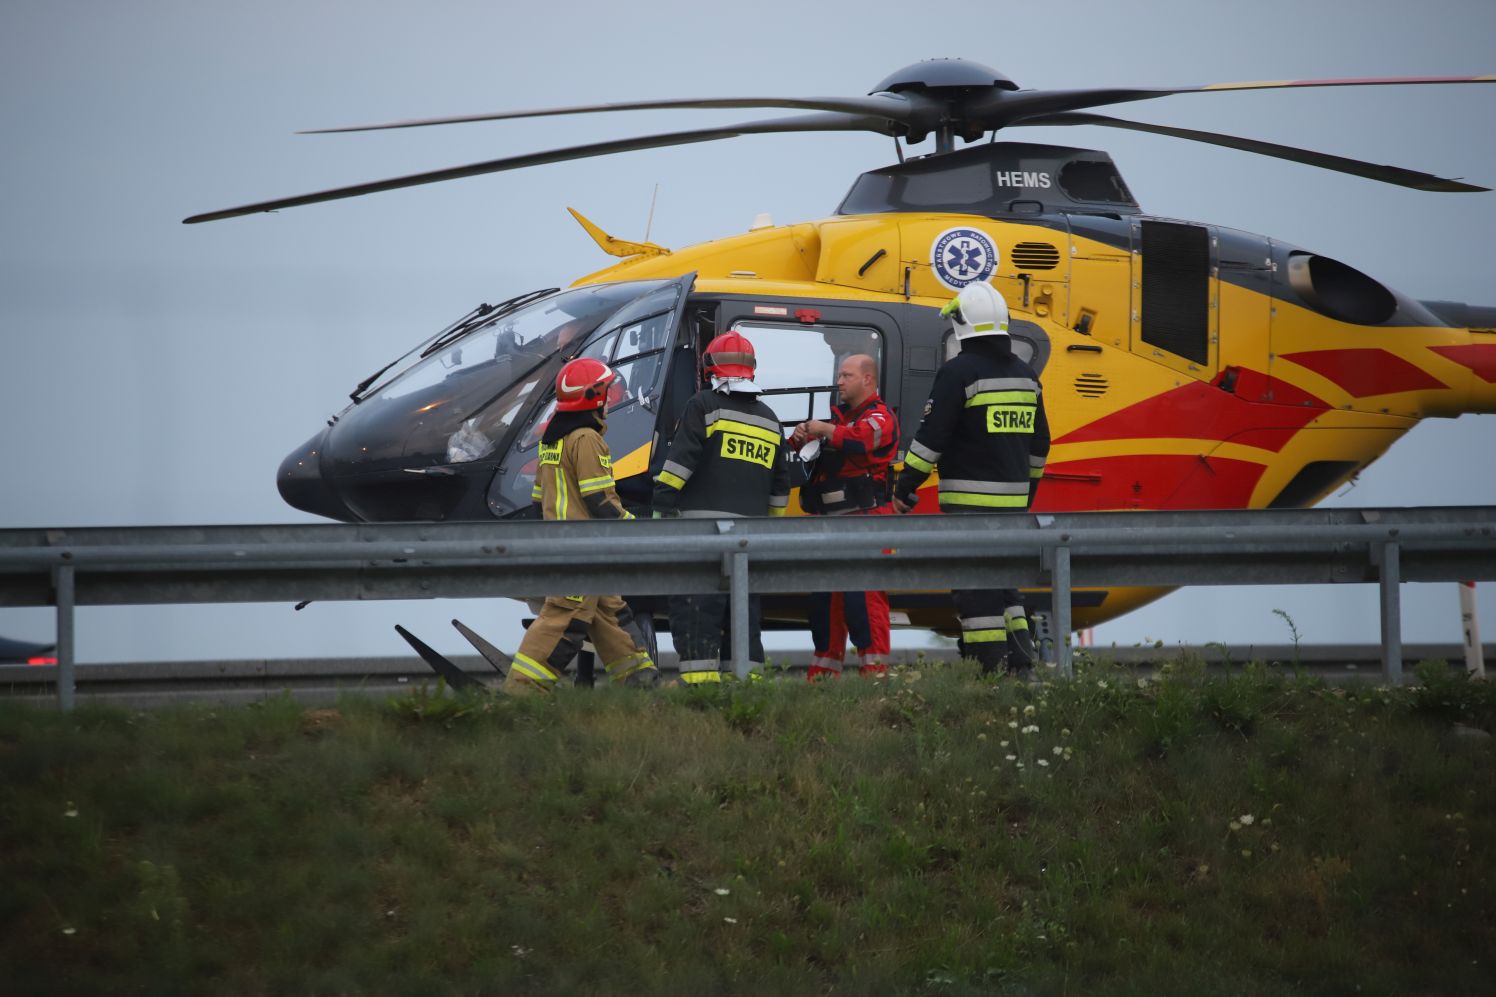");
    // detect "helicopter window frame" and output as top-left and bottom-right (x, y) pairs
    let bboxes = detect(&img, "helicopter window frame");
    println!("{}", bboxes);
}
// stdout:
(511, 310), (678, 454)
(727, 319), (886, 431)
(939, 326), (1052, 377)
